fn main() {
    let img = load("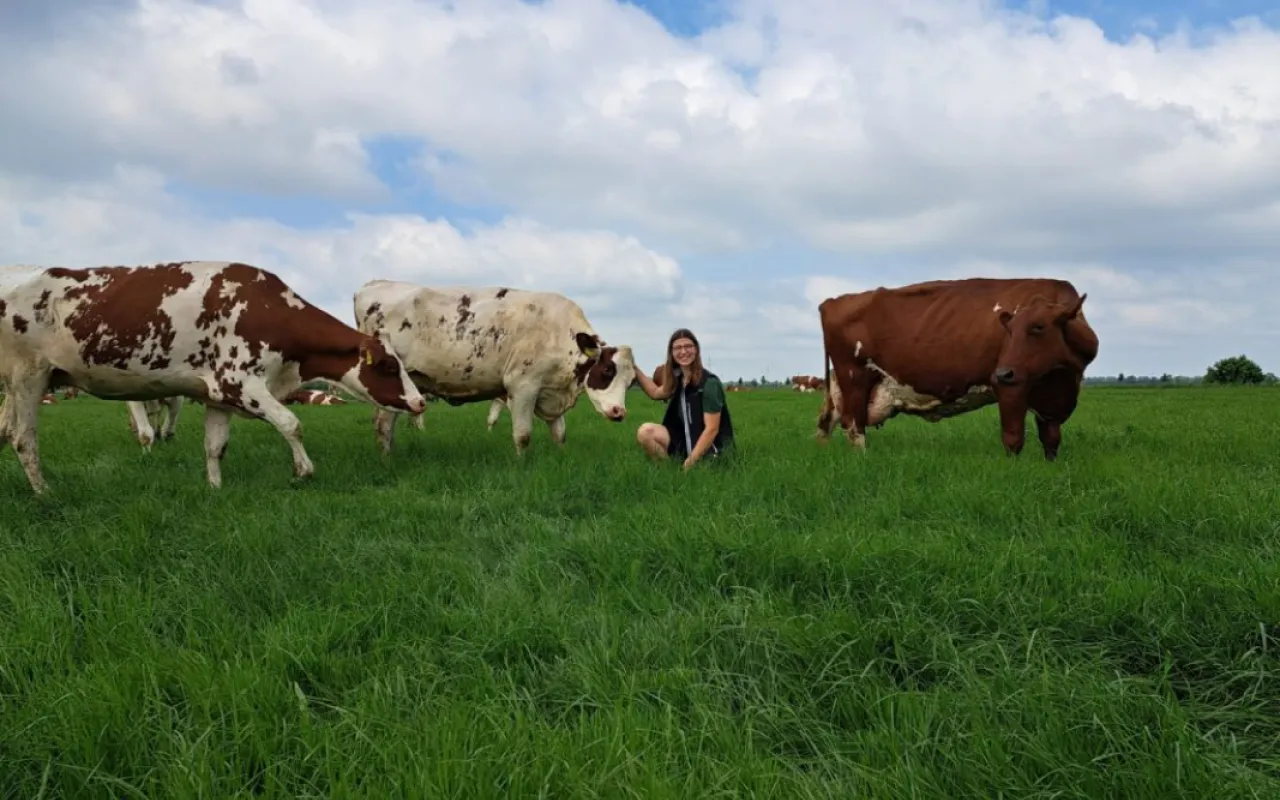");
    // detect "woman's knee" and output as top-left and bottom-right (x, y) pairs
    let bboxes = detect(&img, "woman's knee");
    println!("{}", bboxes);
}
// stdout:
(636, 422), (665, 445)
